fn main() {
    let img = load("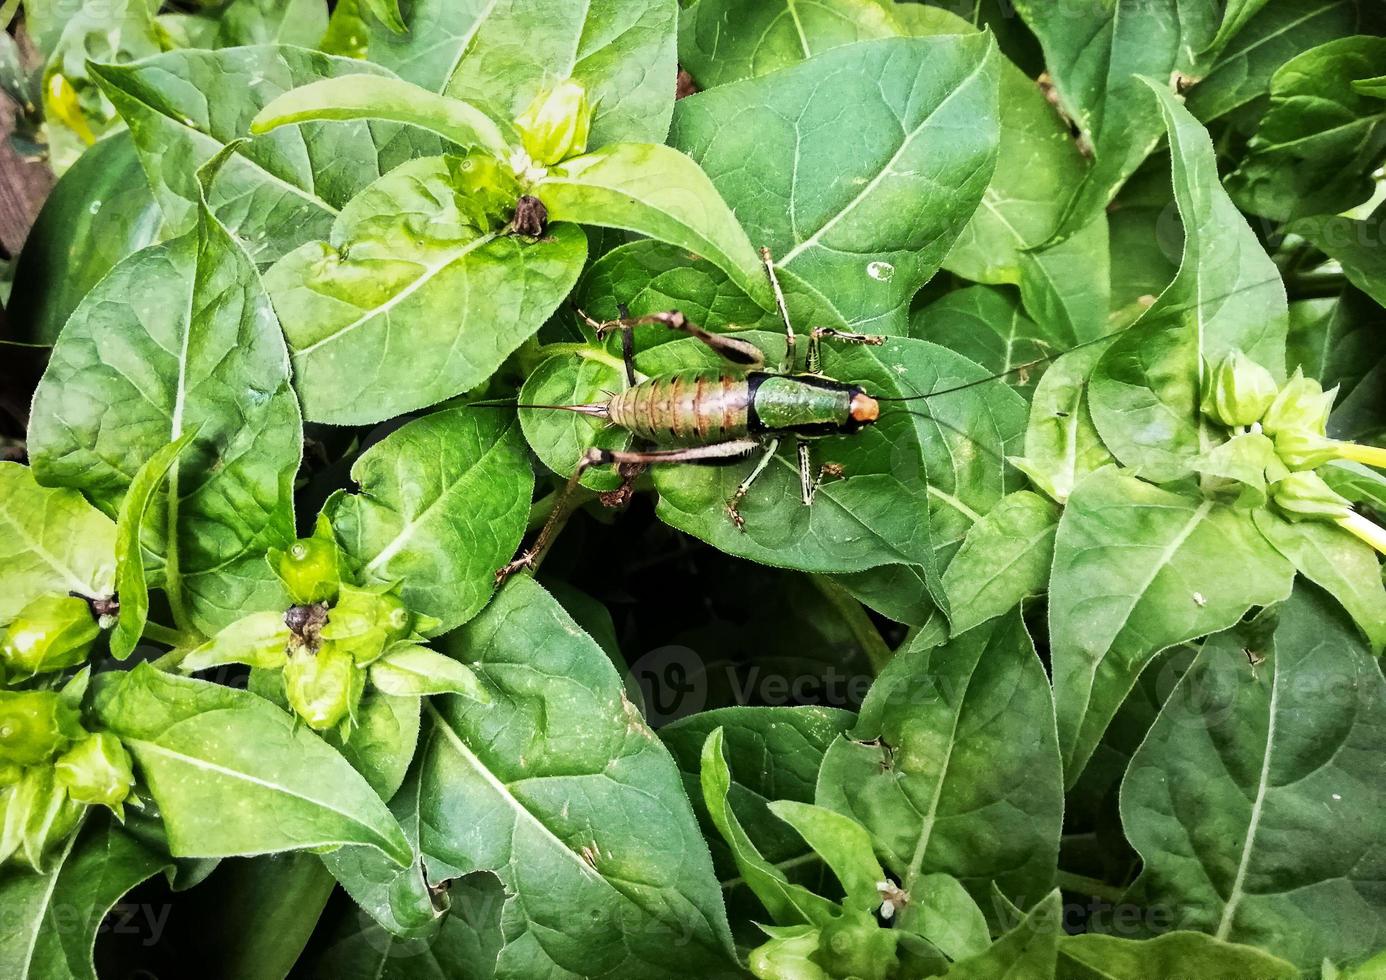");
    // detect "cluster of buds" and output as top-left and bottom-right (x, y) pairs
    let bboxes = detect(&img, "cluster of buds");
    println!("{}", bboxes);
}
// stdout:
(1, 591), (114, 680)
(1201, 352), (1386, 553)
(185, 517), (441, 736)
(0, 680), (137, 870)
